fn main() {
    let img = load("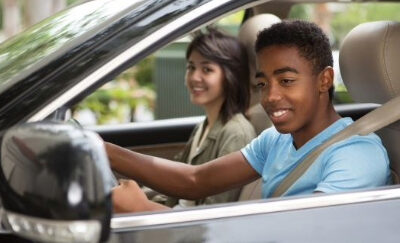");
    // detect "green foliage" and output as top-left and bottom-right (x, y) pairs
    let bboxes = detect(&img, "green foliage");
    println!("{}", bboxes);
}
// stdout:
(331, 3), (400, 48)
(217, 11), (244, 35)
(74, 58), (156, 124)
(217, 11), (244, 25)
(289, 4), (312, 20)
(74, 83), (155, 124)
(333, 85), (353, 104)
(133, 56), (154, 87)
(67, 0), (80, 5)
